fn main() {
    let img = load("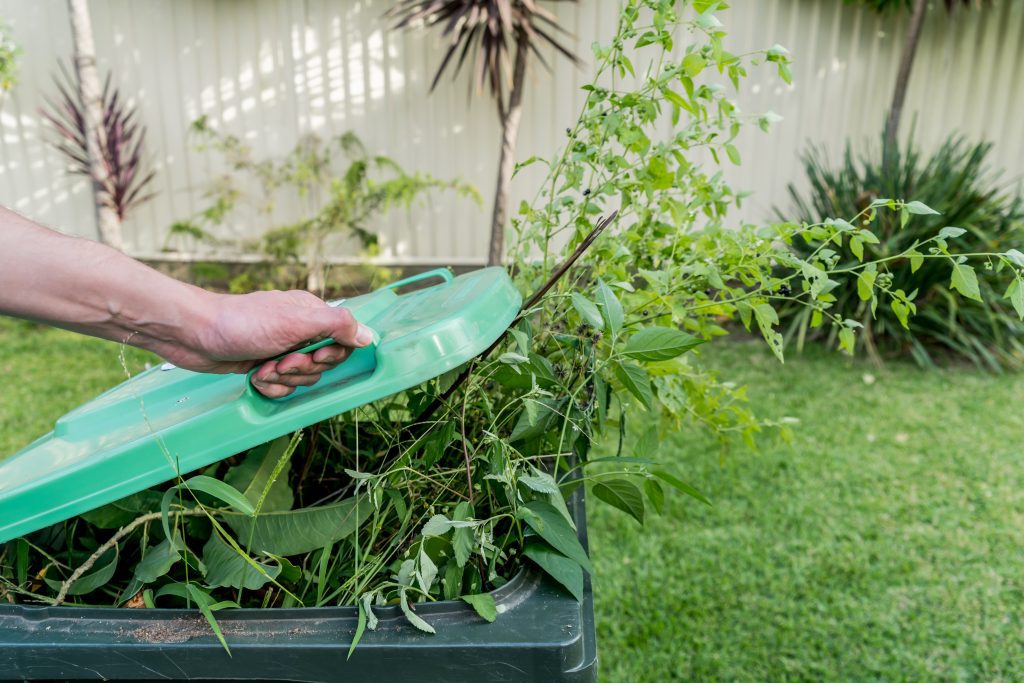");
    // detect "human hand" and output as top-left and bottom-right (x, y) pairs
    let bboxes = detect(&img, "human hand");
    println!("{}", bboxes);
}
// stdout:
(154, 289), (374, 398)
